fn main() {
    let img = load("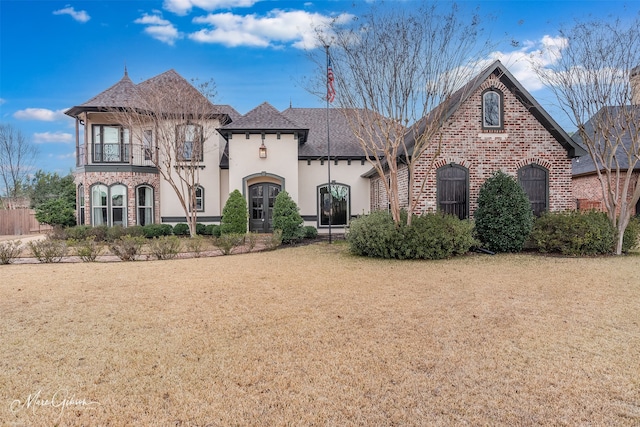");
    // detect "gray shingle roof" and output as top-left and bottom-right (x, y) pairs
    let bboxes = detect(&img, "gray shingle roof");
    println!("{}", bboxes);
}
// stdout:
(282, 108), (369, 158)
(220, 102), (303, 131)
(572, 105), (640, 176)
(65, 69), (235, 121)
